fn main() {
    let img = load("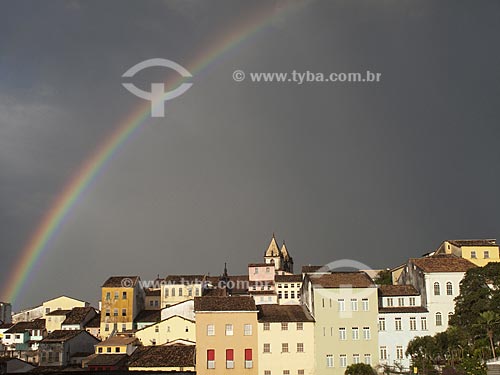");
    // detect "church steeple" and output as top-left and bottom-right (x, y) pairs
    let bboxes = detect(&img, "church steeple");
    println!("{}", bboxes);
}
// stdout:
(264, 233), (281, 257)
(280, 241), (293, 273)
